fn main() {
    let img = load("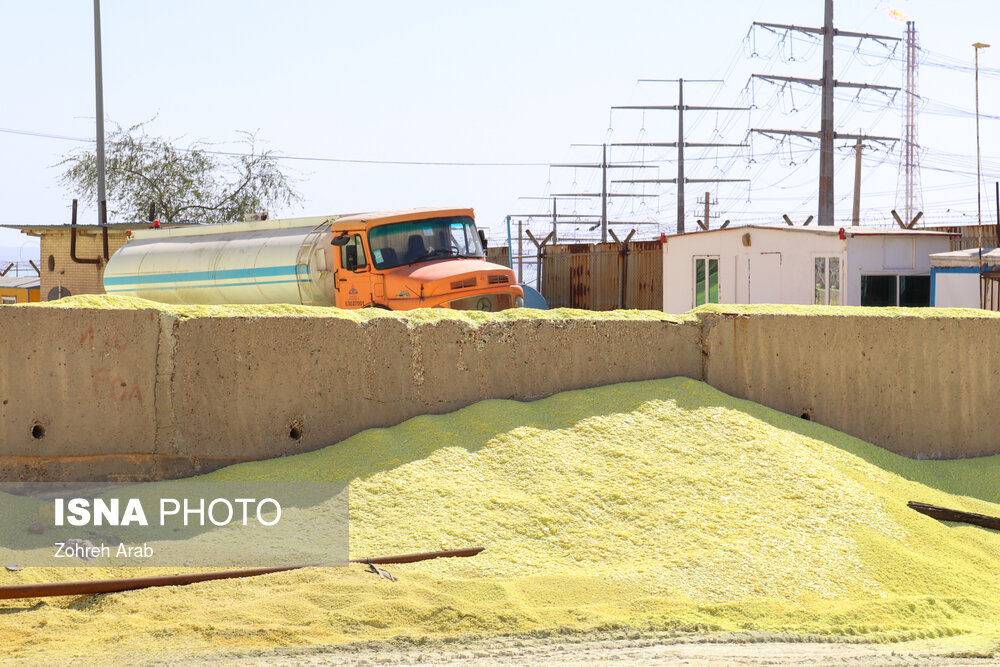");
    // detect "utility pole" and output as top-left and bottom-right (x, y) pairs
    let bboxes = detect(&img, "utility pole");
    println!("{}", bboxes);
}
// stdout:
(696, 192), (718, 231)
(678, 79), (685, 231)
(852, 137), (862, 226)
(601, 144), (608, 242)
(898, 21), (921, 225)
(547, 144), (658, 243)
(517, 219), (523, 284)
(552, 197), (558, 243)
(610, 79), (750, 234)
(93, 0), (107, 225)
(819, 0), (835, 228)
(752, 2), (901, 225)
